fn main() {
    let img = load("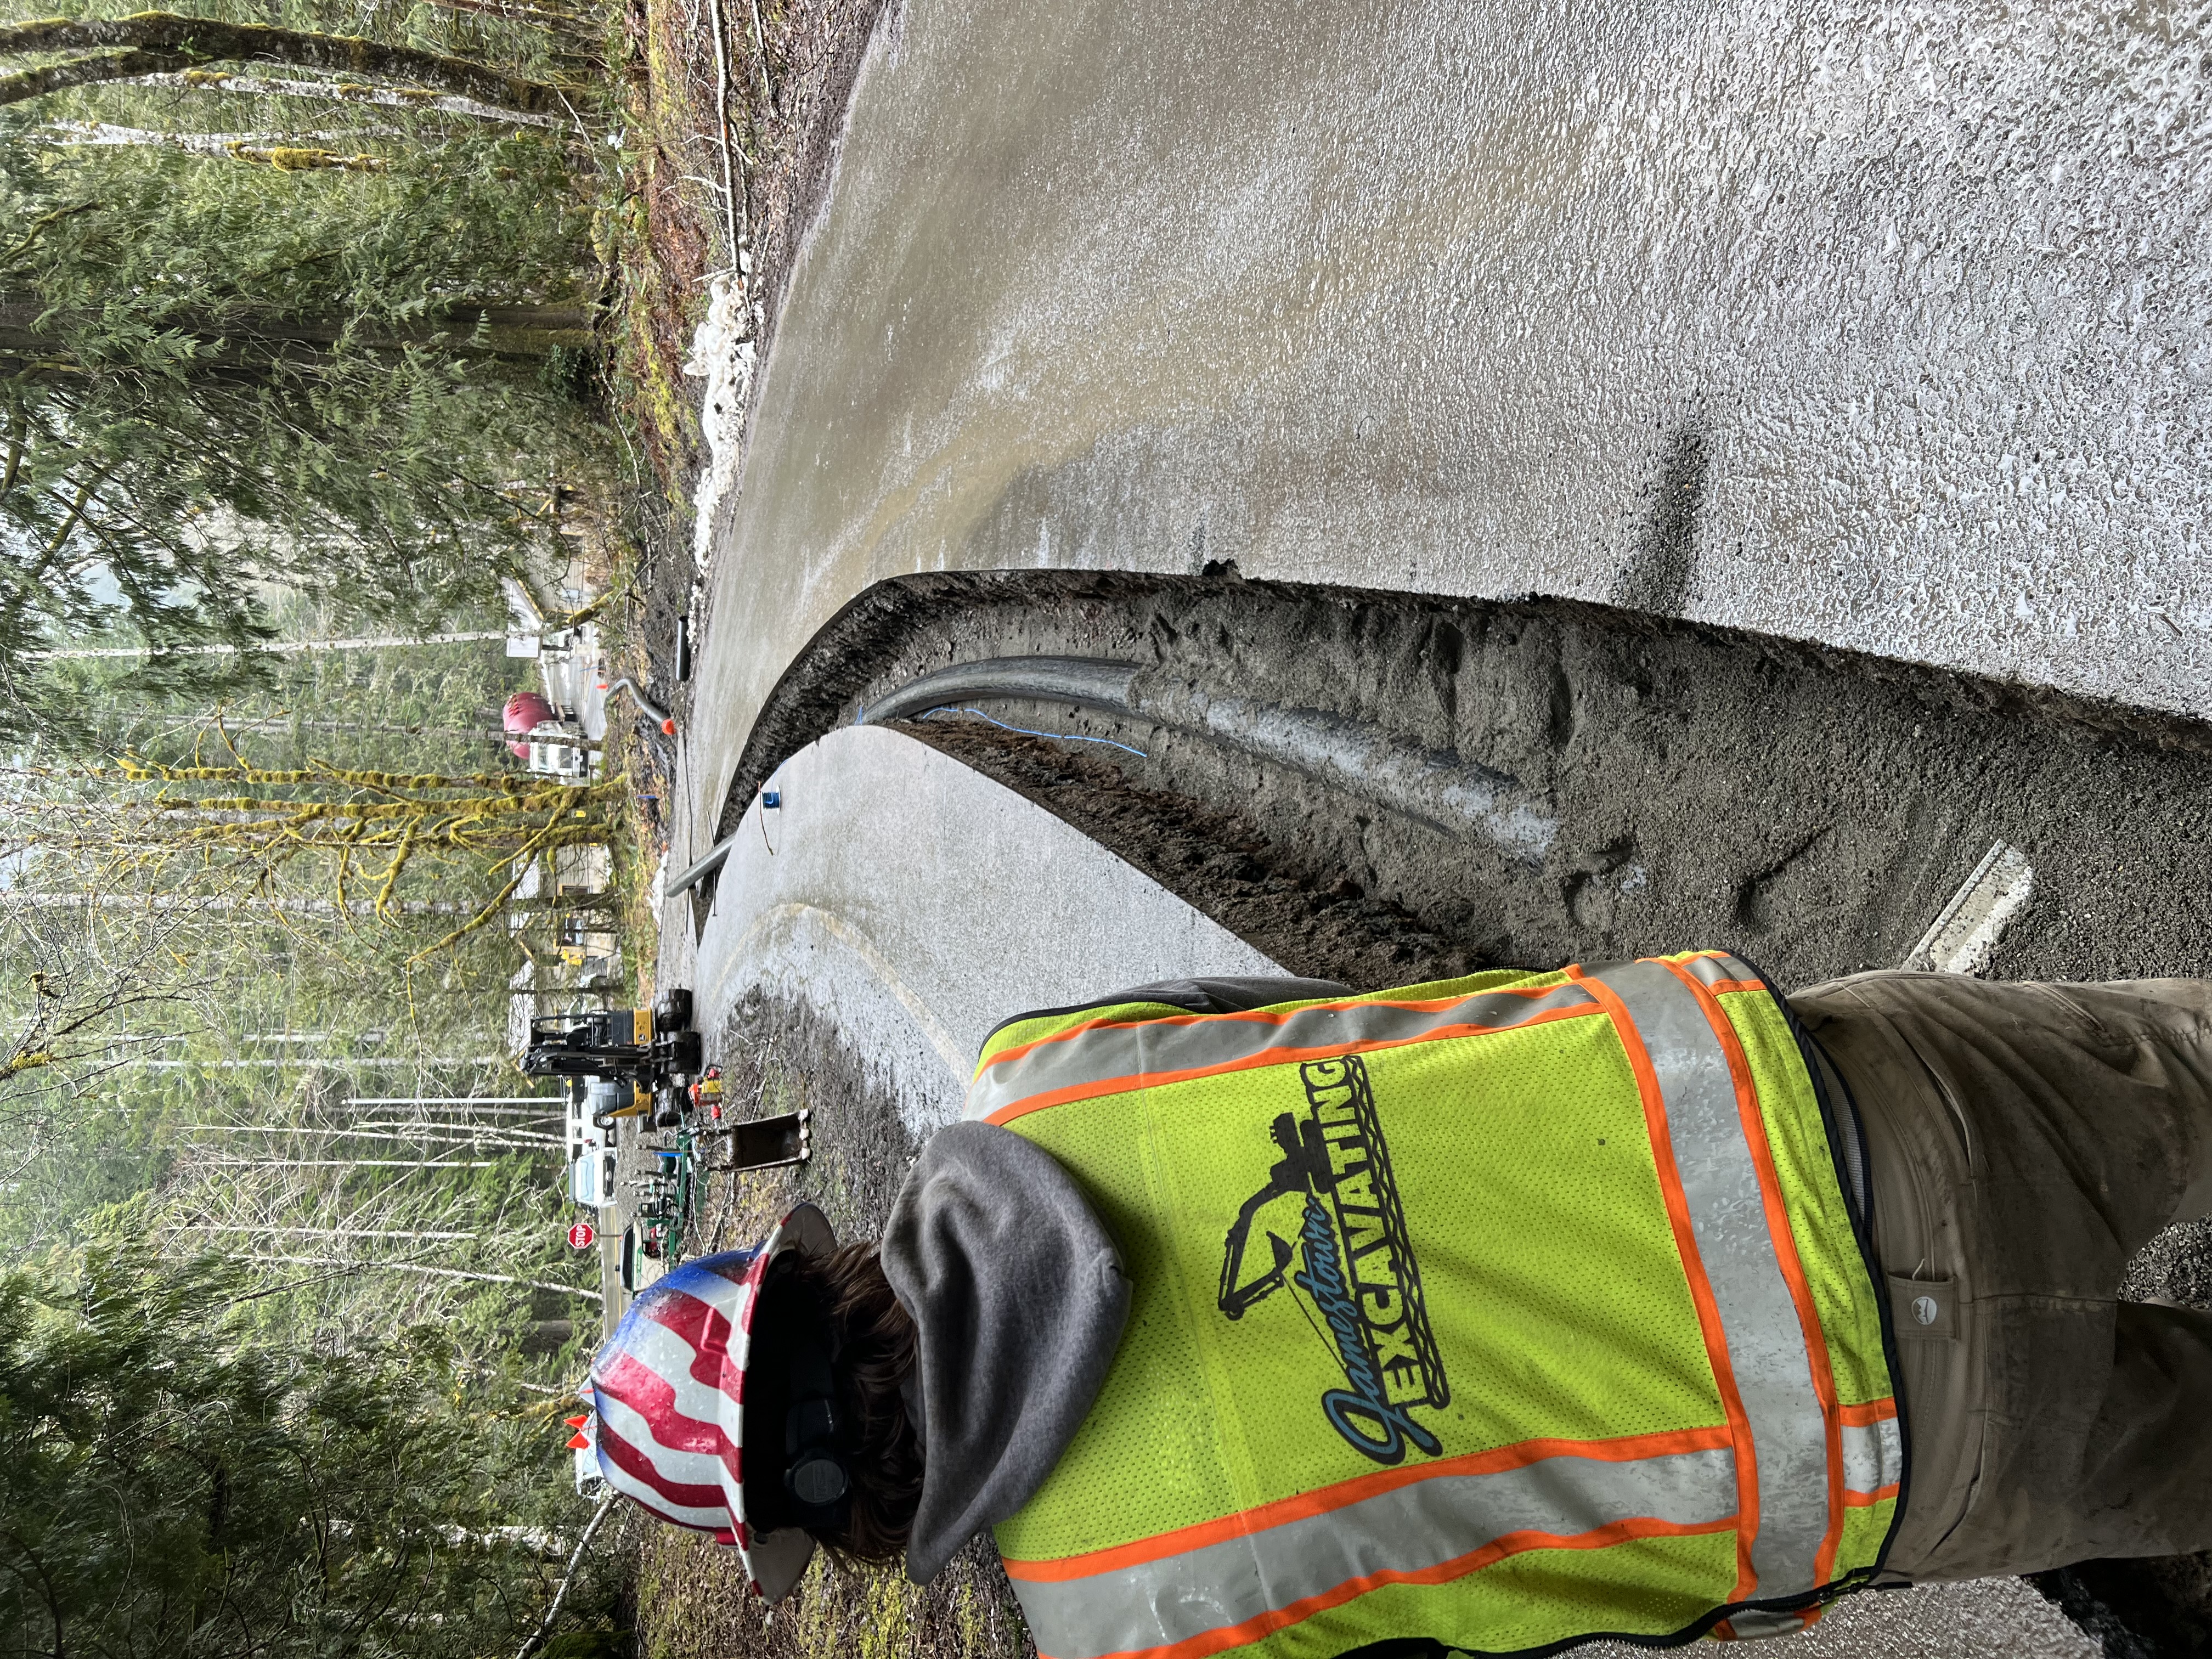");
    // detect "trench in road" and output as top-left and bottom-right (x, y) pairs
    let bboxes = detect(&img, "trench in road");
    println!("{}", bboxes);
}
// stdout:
(704, 572), (2212, 993)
